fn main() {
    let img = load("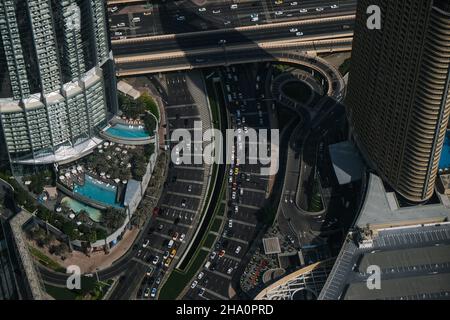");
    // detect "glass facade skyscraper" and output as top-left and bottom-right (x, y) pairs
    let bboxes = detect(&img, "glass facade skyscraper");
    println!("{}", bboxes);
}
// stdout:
(0, 0), (118, 173)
